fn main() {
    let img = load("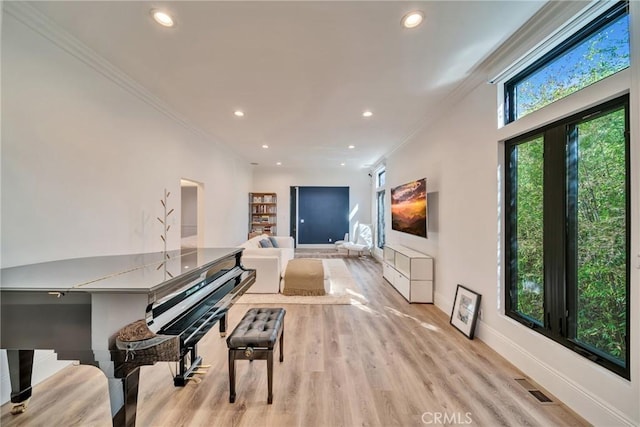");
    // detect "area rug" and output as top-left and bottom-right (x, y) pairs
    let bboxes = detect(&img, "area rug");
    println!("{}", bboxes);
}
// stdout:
(236, 259), (364, 305)
(294, 248), (348, 259)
